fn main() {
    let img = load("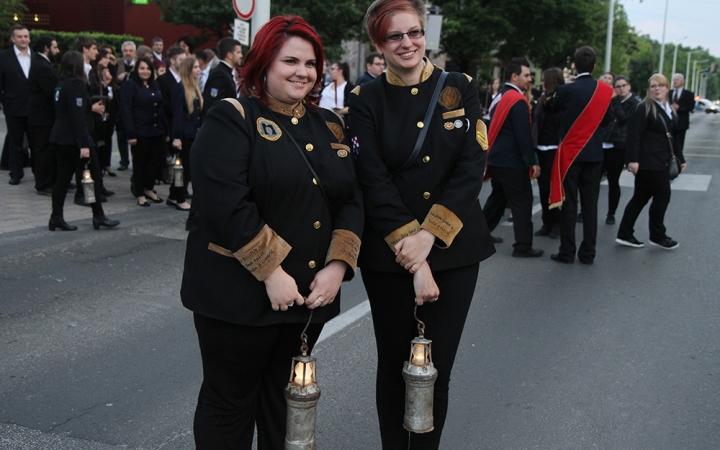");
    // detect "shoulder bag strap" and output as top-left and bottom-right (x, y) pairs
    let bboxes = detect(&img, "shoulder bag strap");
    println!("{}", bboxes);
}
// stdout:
(658, 111), (675, 158)
(391, 71), (449, 176)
